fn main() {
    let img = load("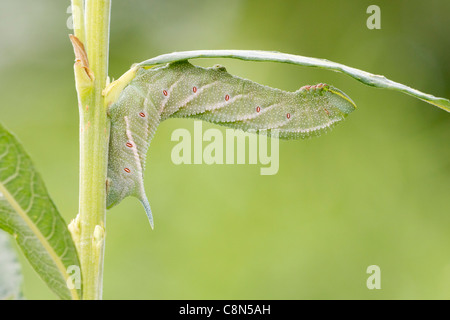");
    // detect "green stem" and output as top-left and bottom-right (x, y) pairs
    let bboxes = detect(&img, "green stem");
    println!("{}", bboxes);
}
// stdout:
(72, 0), (111, 300)
(71, 0), (86, 45)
